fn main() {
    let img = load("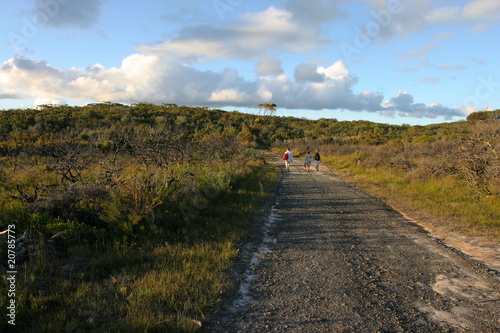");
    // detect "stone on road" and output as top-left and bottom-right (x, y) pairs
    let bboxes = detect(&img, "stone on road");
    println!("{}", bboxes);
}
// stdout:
(205, 161), (500, 332)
